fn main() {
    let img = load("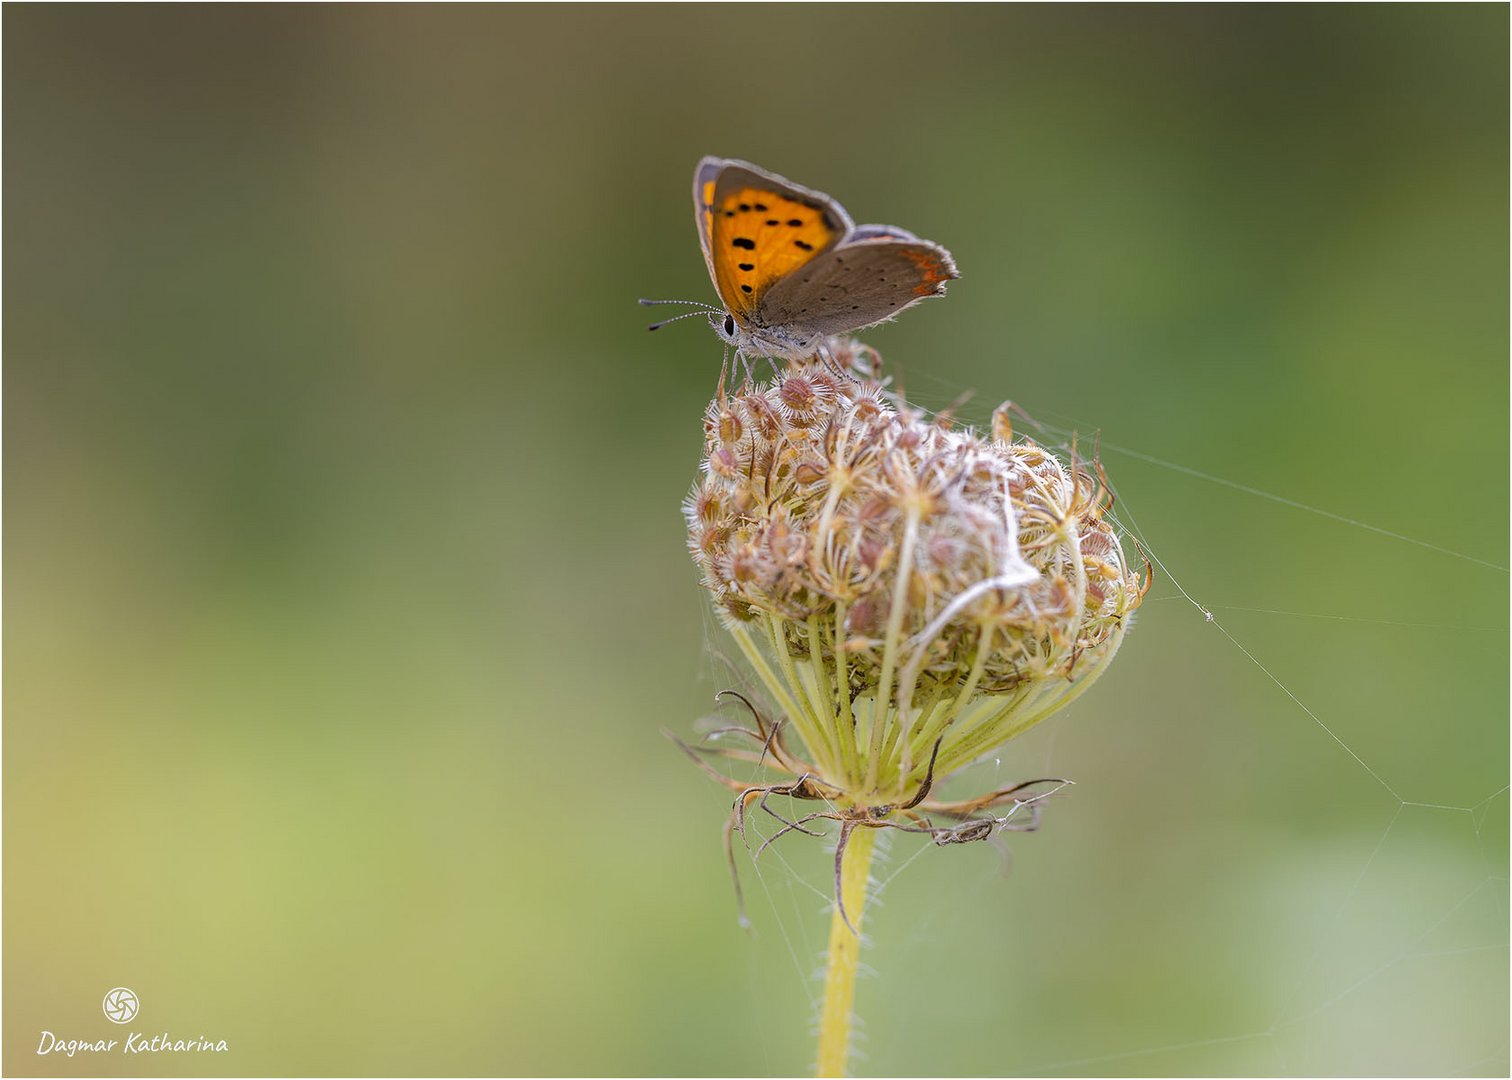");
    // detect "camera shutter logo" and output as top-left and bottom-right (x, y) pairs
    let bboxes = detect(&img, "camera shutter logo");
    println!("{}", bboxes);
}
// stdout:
(103, 987), (139, 1024)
